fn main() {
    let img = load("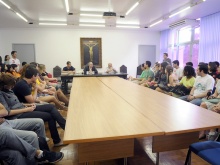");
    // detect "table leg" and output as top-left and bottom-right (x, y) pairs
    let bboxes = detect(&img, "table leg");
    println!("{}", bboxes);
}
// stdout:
(124, 157), (127, 165)
(156, 153), (159, 165)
